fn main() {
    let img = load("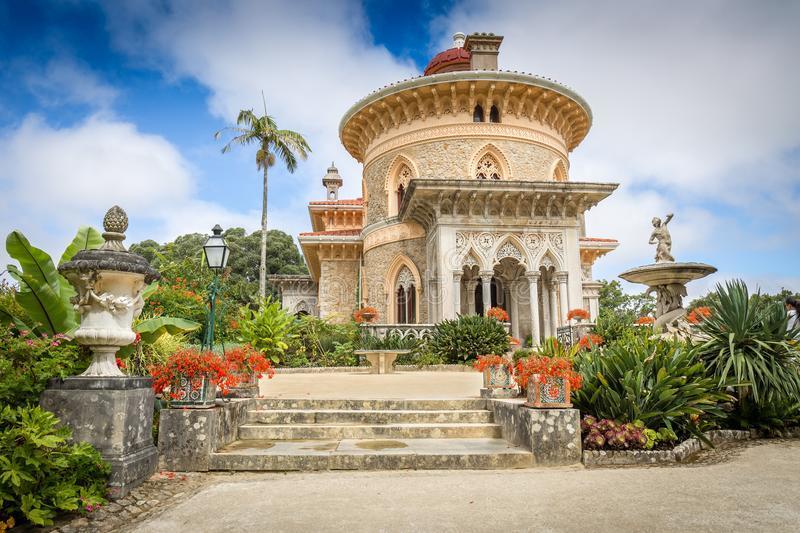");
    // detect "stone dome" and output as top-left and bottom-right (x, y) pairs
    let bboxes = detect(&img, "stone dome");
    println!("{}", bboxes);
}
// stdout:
(424, 47), (471, 75)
